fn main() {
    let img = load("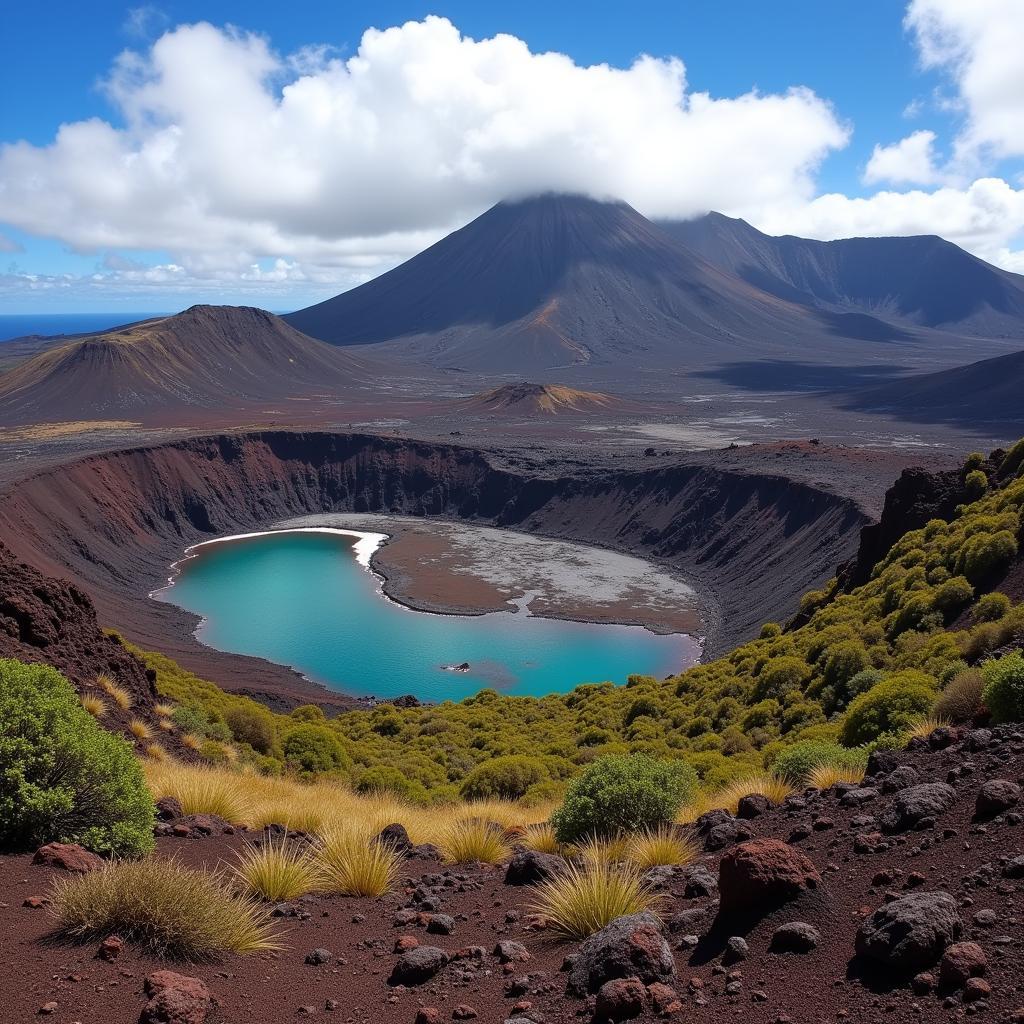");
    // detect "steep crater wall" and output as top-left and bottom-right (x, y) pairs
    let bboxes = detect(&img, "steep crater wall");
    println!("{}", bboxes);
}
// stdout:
(0, 432), (869, 707)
